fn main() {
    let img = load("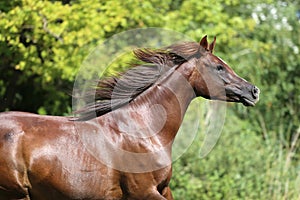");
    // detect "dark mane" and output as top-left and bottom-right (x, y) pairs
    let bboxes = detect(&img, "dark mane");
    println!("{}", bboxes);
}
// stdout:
(75, 41), (200, 120)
